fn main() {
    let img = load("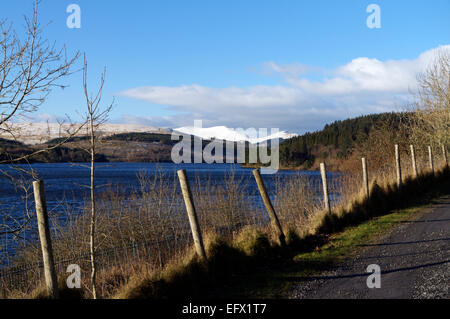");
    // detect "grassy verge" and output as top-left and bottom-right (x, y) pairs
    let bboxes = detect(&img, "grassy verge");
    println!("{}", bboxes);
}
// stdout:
(114, 168), (450, 300)
(229, 204), (431, 298)
(20, 167), (449, 299)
